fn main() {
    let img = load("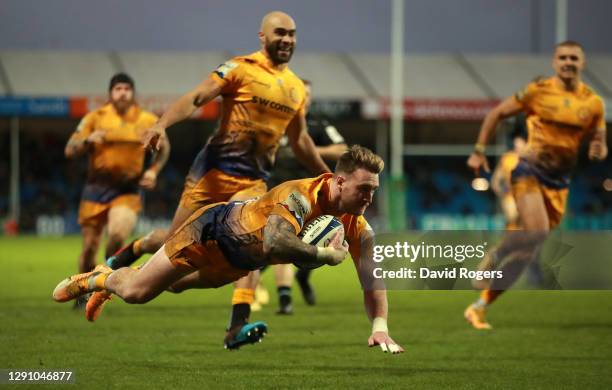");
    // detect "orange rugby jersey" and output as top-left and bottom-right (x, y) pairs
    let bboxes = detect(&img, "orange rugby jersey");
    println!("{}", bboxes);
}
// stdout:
(202, 51), (306, 180)
(70, 103), (158, 184)
(211, 174), (373, 270)
(514, 77), (605, 174)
